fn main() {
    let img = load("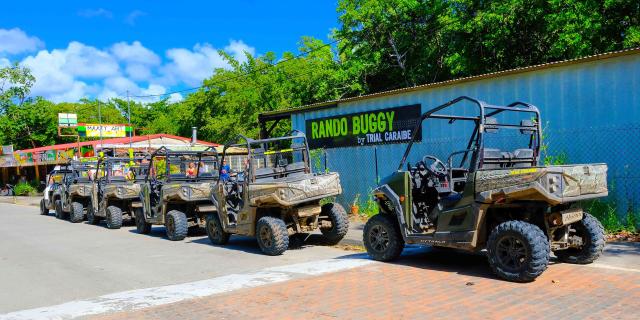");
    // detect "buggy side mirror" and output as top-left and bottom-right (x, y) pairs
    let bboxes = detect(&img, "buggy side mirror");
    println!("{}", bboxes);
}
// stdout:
(519, 119), (536, 134)
(484, 117), (499, 133)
